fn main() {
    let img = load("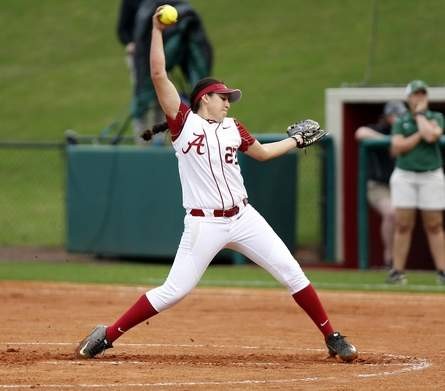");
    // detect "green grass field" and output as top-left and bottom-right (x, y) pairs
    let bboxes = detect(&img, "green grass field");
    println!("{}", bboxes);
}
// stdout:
(1, 260), (444, 293)
(1, 0), (445, 249)
(0, 149), (65, 246)
(2, 1), (445, 139)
